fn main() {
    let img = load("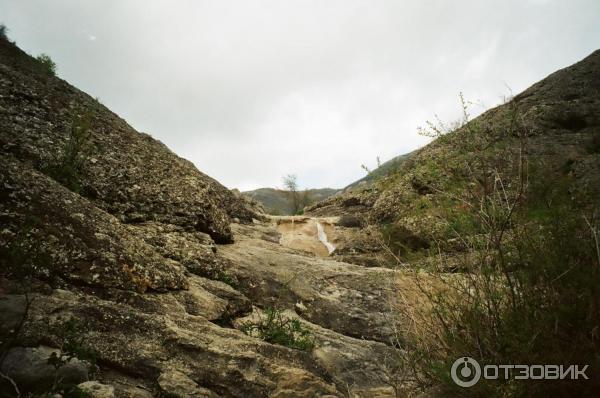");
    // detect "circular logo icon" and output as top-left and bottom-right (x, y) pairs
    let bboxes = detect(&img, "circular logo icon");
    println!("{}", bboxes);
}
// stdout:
(451, 357), (481, 387)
